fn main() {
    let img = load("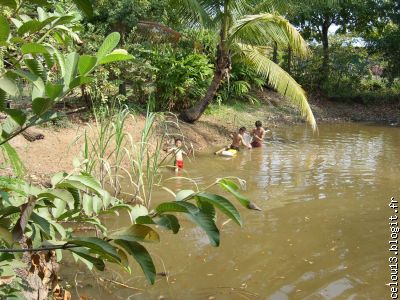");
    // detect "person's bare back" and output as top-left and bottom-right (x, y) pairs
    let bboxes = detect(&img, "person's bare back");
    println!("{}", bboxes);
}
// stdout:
(230, 127), (252, 150)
